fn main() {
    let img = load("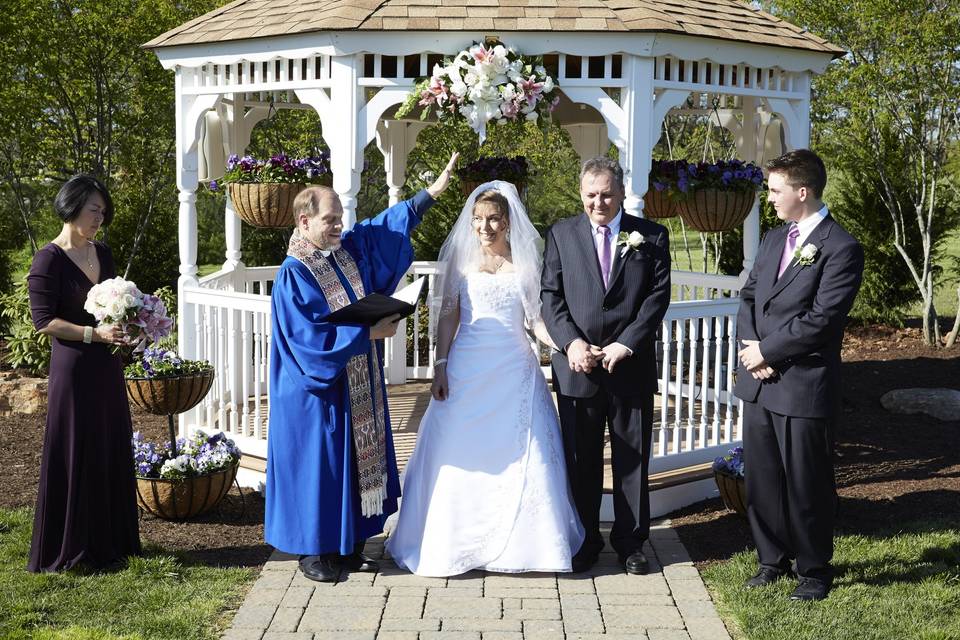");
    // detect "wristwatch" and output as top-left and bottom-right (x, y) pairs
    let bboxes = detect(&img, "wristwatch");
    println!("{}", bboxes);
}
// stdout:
(82, 326), (93, 344)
